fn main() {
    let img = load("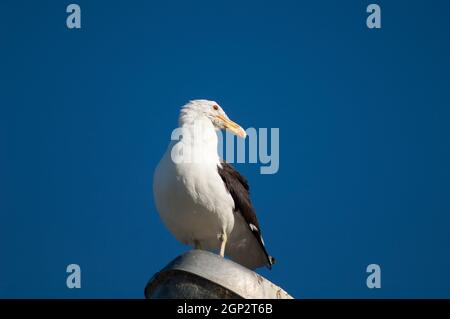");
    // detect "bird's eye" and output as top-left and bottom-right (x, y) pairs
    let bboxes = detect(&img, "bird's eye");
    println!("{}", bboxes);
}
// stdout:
(213, 105), (219, 111)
